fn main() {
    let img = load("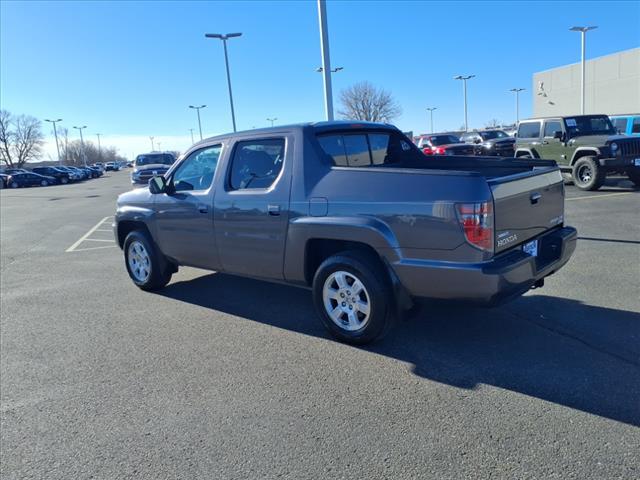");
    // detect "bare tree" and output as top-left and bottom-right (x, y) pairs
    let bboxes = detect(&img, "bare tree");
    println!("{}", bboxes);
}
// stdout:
(0, 110), (45, 167)
(338, 81), (402, 123)
(60, 139), (126, 166)
(485, 118), (501, 128)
